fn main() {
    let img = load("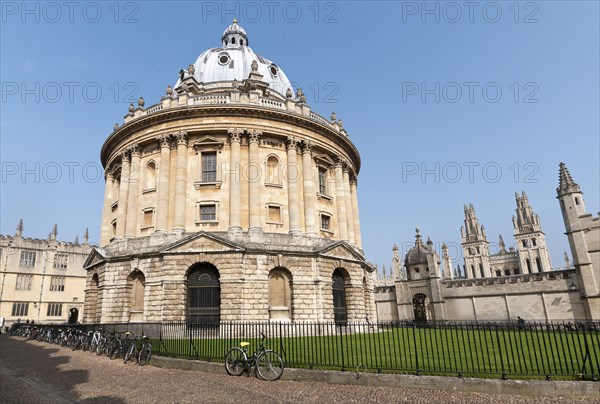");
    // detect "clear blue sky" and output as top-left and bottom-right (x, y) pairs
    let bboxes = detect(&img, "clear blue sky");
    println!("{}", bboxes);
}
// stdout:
(1, 1), (598, 273)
